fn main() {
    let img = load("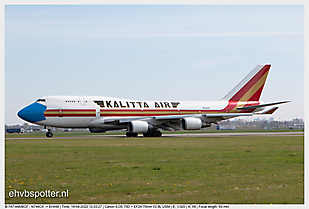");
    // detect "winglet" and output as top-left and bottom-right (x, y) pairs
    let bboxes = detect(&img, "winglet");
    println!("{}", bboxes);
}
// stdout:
(221, 64), (271, 102)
